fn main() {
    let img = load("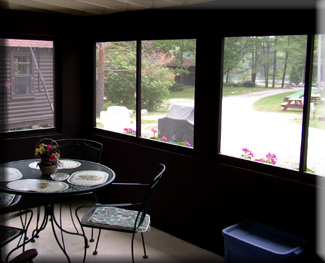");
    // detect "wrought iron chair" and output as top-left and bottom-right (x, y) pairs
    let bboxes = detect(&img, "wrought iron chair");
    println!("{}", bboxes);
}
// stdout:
(76, 163), (166, 263)
(55, 139), (103, 163)
(55, 139), (104, 239)
(0, 208), (34, 263)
